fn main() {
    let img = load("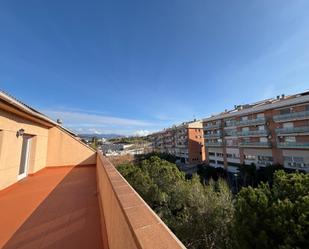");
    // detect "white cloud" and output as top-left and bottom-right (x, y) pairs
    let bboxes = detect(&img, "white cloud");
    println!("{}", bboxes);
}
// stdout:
(133, 130), (151, 137)
(44, 110), (152, 127)
(42, 109), (160, 135)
